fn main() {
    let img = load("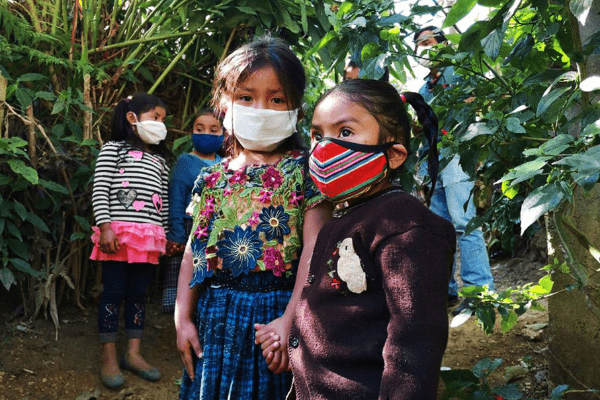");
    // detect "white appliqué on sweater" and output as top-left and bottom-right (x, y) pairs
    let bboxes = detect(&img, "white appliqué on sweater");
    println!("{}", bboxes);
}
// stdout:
(337, 238), (367, 293)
